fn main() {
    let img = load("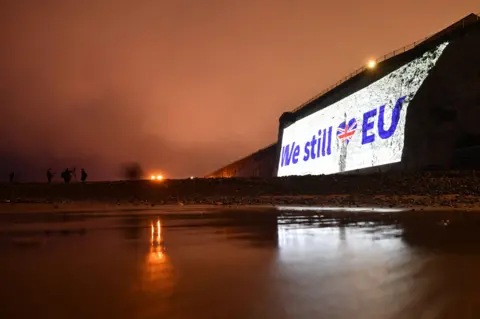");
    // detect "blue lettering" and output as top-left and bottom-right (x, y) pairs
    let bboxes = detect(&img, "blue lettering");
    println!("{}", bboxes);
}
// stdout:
(285, 125), (334, 166)
(310, 136), (317, 159)
(303, 142), (311, 161)
(362, 109), (377, 144)
(321, 128), (326, 156)
(292, 145), (300, 164)
(326, 126), (332, 155)
(317, 130), (322, 157)
(378, 96), (406, 139)
(281, 143), (295, 167)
